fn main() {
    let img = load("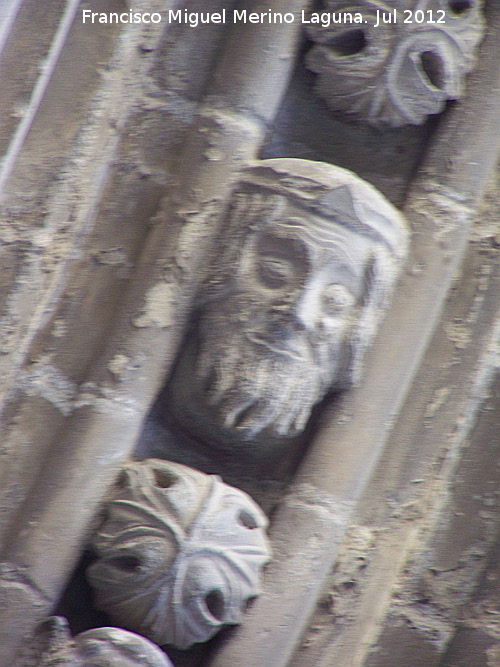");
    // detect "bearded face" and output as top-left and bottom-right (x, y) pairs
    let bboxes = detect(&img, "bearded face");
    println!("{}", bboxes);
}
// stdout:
(170, 204), (376, 444)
